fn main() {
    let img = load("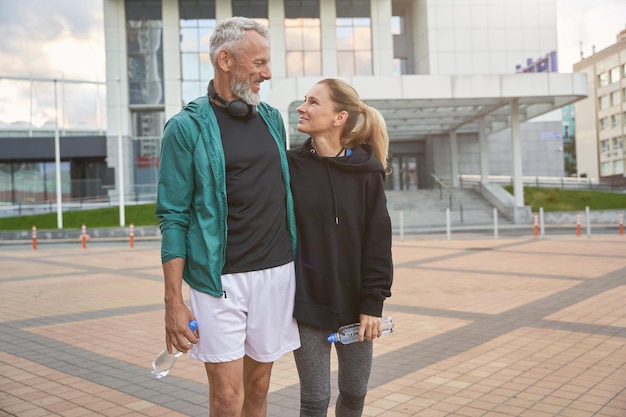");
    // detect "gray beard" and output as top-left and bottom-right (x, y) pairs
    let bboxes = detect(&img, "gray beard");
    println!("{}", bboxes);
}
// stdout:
(231, 79), (261, 106)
